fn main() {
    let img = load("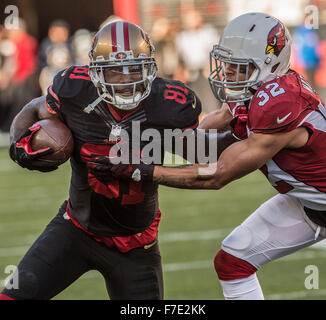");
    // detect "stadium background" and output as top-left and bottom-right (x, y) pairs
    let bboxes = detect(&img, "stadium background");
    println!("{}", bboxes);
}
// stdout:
(1, 0), (326, 299)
